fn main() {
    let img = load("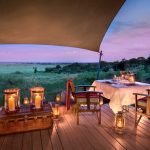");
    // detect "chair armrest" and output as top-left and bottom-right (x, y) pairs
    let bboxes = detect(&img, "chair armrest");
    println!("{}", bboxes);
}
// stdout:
(75, 85), (96, 91)
(133, 93), (149, 97)
(75, 91), (103, 95)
